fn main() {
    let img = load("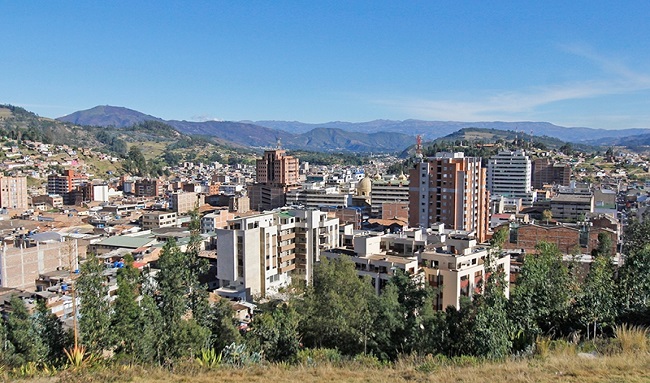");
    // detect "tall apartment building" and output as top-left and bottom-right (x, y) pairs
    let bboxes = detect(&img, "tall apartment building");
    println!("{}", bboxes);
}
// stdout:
(0, 176), (28, 209)
(47, 170), (88, 205)
(408, 152), (489, 243)
(532, 158), (571, 189)
(487, 150), (536, 206)
(170, 191), (203, 214)
(215, 208), (339, 300)
(134, 178), (164, 198)
(249, 149), (299, 211)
